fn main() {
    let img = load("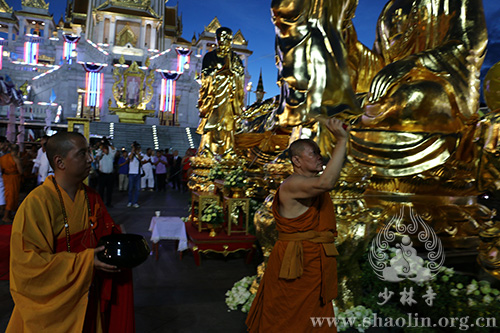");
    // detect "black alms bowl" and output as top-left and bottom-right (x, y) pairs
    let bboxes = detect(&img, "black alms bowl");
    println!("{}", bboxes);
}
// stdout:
(97, 234), (150, 268)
